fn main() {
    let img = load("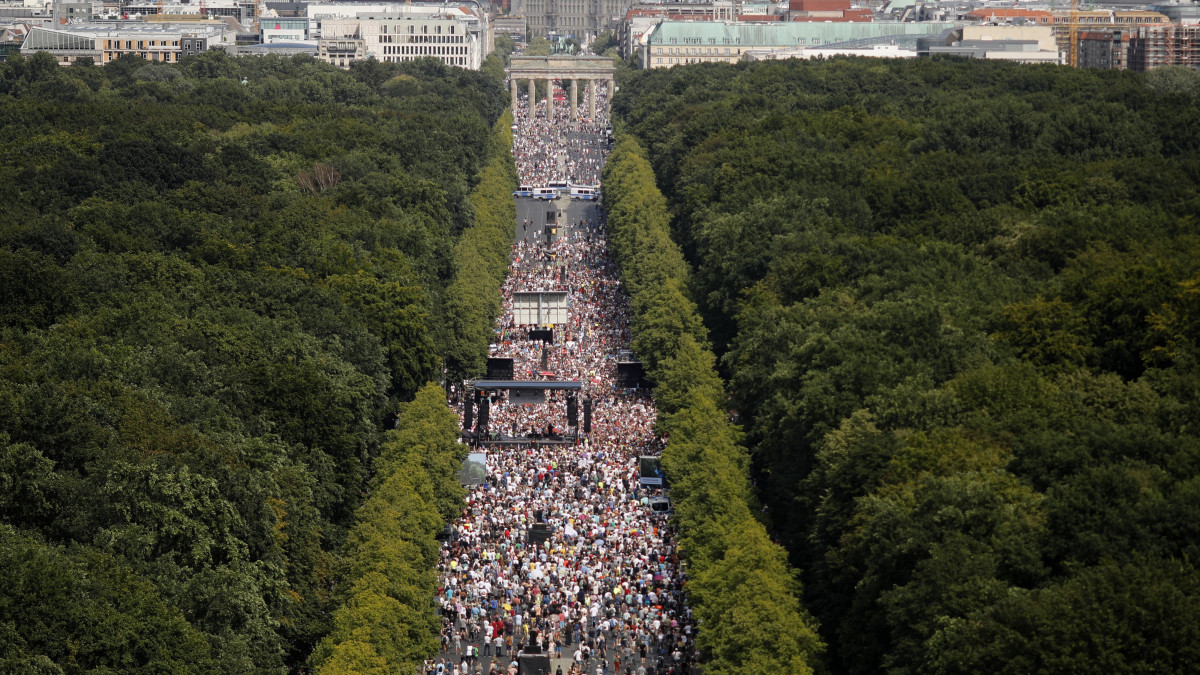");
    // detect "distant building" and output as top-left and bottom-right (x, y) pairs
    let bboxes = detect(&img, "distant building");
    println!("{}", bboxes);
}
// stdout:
(743, 42), (914, 60)
(230, 39), (317, 56)
(493, 15), (526, 43)
(1149, 3), (1200, 25)
(964, 8), (1052, 26)
(19, 22), (233, 64)
(618, 2), (727, 58)
(922, 25), (1060, 64)
(787, 0), (873, 23)
(1, 23), (30, 60)
(640, 19), (955, 68)
(258, 16), (309, 43)
(1078, 29), (1128, 69)
(122, 1), (254, 24)
(522, 0), (630, 38)
(1128, 23), (1200, 71)
(311, 4), (490, 70)
(964, 7), (1168, 64)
